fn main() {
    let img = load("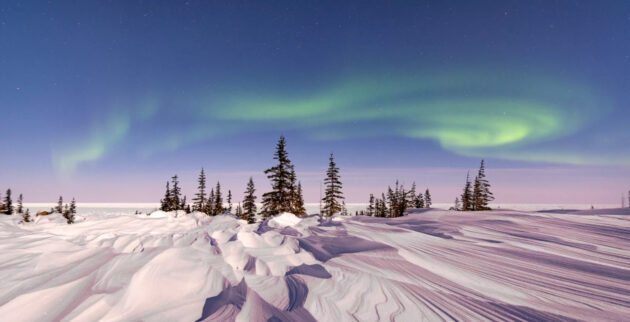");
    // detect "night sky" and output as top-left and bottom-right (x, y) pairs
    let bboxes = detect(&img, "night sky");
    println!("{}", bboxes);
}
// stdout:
(2, 1), (629, 203)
